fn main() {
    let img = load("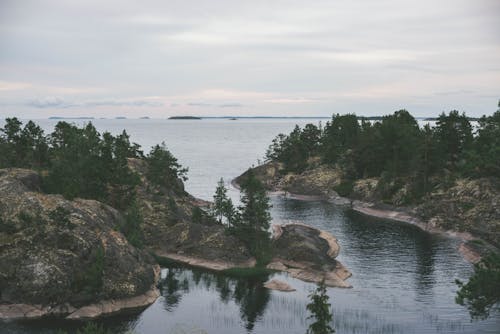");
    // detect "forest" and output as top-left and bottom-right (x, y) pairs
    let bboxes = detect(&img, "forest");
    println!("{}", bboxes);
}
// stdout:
(265, 106), (500, 203)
